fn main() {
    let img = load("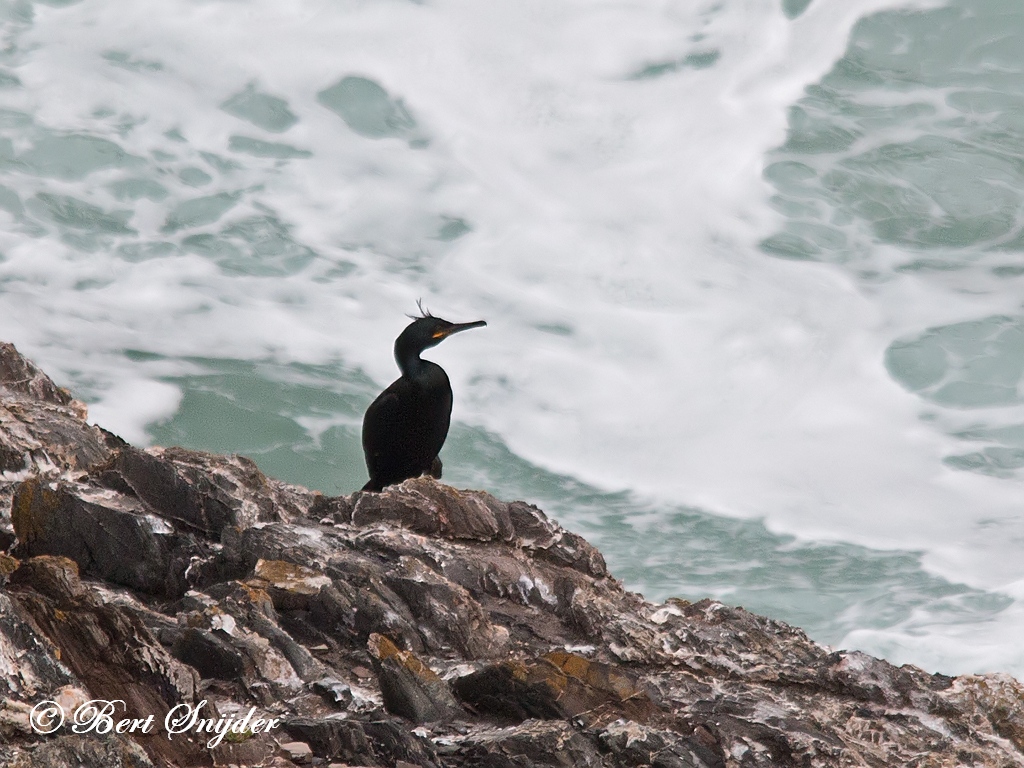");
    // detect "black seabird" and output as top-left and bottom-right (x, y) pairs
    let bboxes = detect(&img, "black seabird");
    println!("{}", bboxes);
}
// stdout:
(361, 306), (486, 492)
